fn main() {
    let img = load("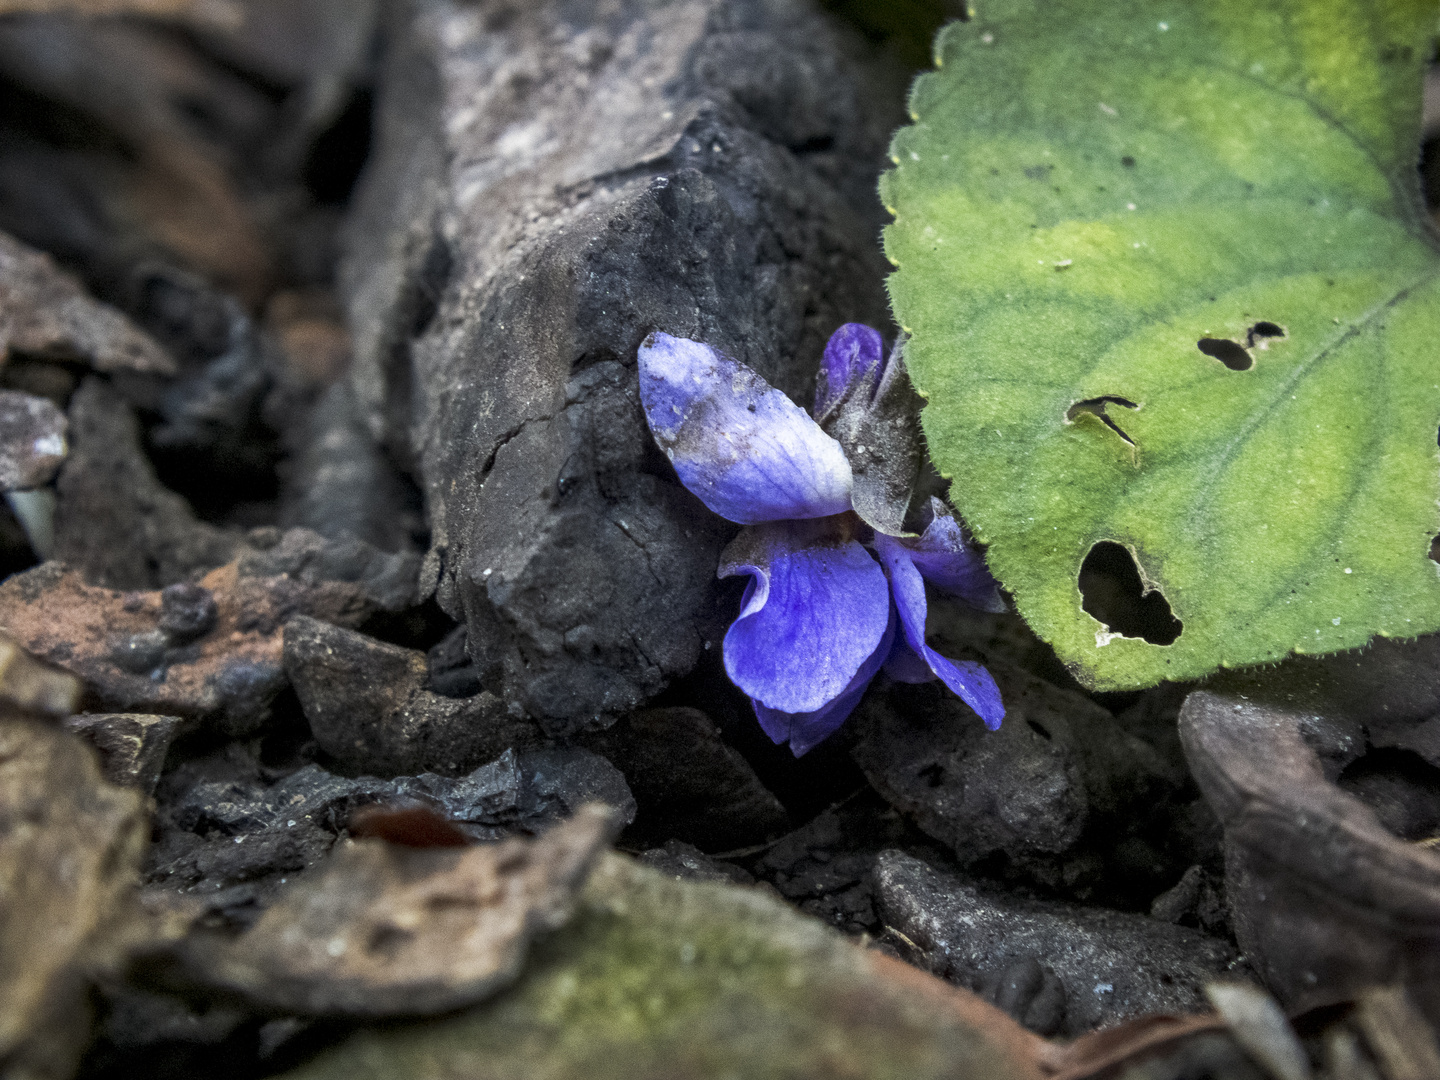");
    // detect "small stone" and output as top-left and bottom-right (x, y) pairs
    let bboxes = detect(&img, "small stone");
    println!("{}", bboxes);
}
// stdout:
(0, 230), (173, 375)
(852, 665), (1184, 899)
(283, 615), (543, 777)
(425, 623), (485, 699)
(0, 390), (67, 491)
(980, 957), (1067, 1038)
(874, 849), (1240, 1036)
(65, 713), (183, 793)
(53, 380), (241, 590)
(638, 840), (755, 887)
(108, 630), (170, 676)
(158, 583), (219, 644)
(578, 706), (787, 851)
